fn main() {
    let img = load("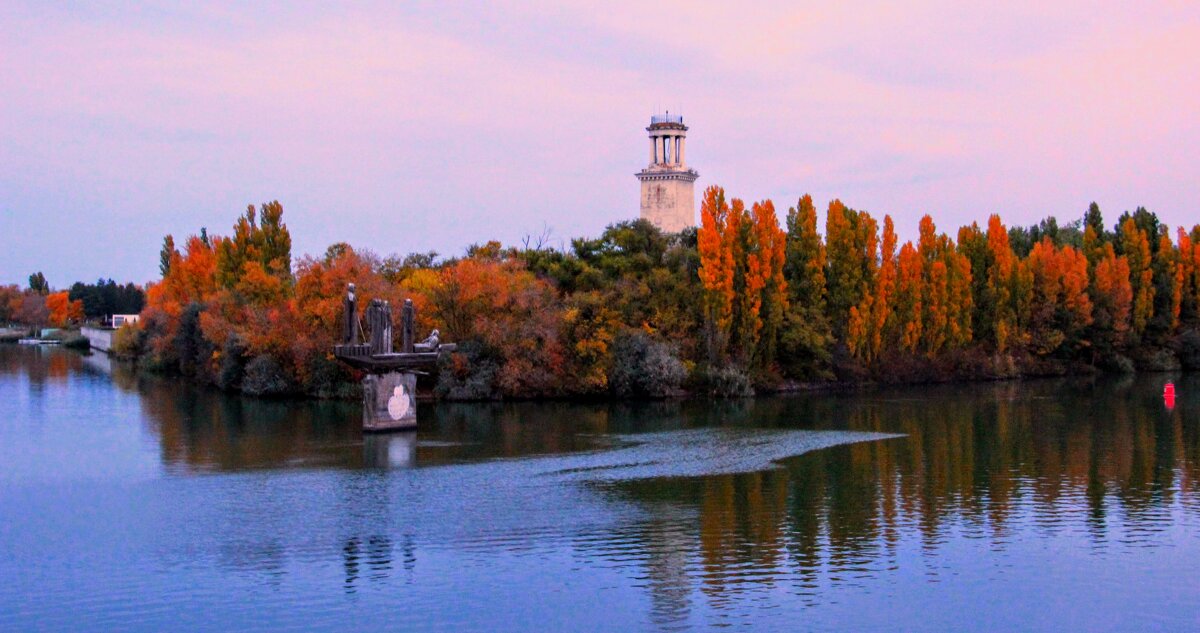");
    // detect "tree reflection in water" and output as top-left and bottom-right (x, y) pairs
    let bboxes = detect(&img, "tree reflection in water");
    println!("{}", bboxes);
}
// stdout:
(7, 346), (1197, 627)
(138, 371), (1199, 570)
(586, 376), (1199, 617)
